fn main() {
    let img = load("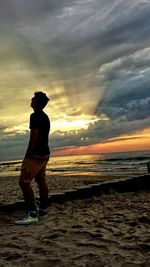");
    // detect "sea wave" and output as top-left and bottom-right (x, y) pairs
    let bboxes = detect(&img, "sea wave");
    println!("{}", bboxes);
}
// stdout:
(0, 150), (149, 177)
